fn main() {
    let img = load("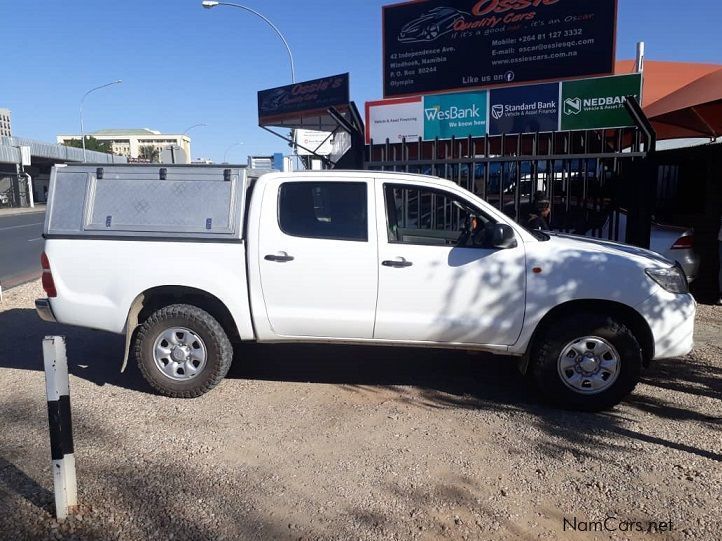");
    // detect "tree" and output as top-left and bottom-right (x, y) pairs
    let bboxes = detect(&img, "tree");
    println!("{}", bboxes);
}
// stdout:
(61, 136), (113, 154)
(138, 145), (160, 163)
